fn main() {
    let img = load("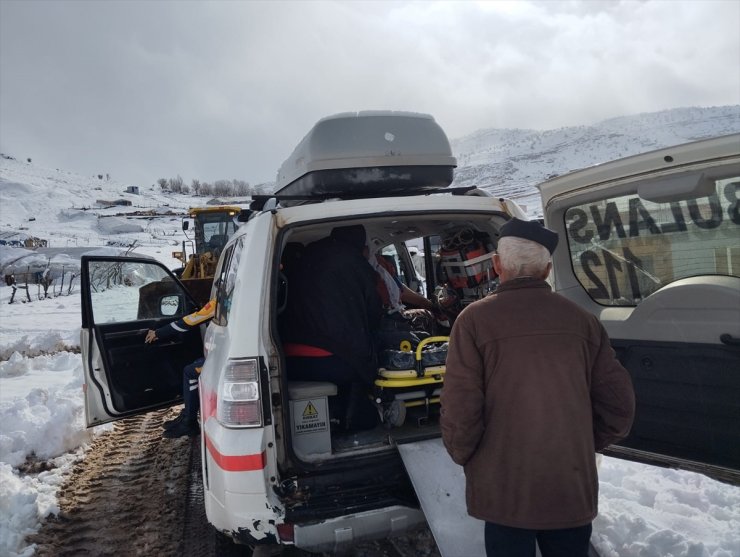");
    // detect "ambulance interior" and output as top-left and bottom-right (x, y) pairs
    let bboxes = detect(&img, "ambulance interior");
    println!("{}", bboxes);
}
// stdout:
(275, 211), (510, 465)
